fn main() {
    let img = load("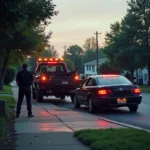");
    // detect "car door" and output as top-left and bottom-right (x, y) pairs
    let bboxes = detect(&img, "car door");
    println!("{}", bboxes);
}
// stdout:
(82, 78), (96, 104)
(75, 78), (89, 102)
